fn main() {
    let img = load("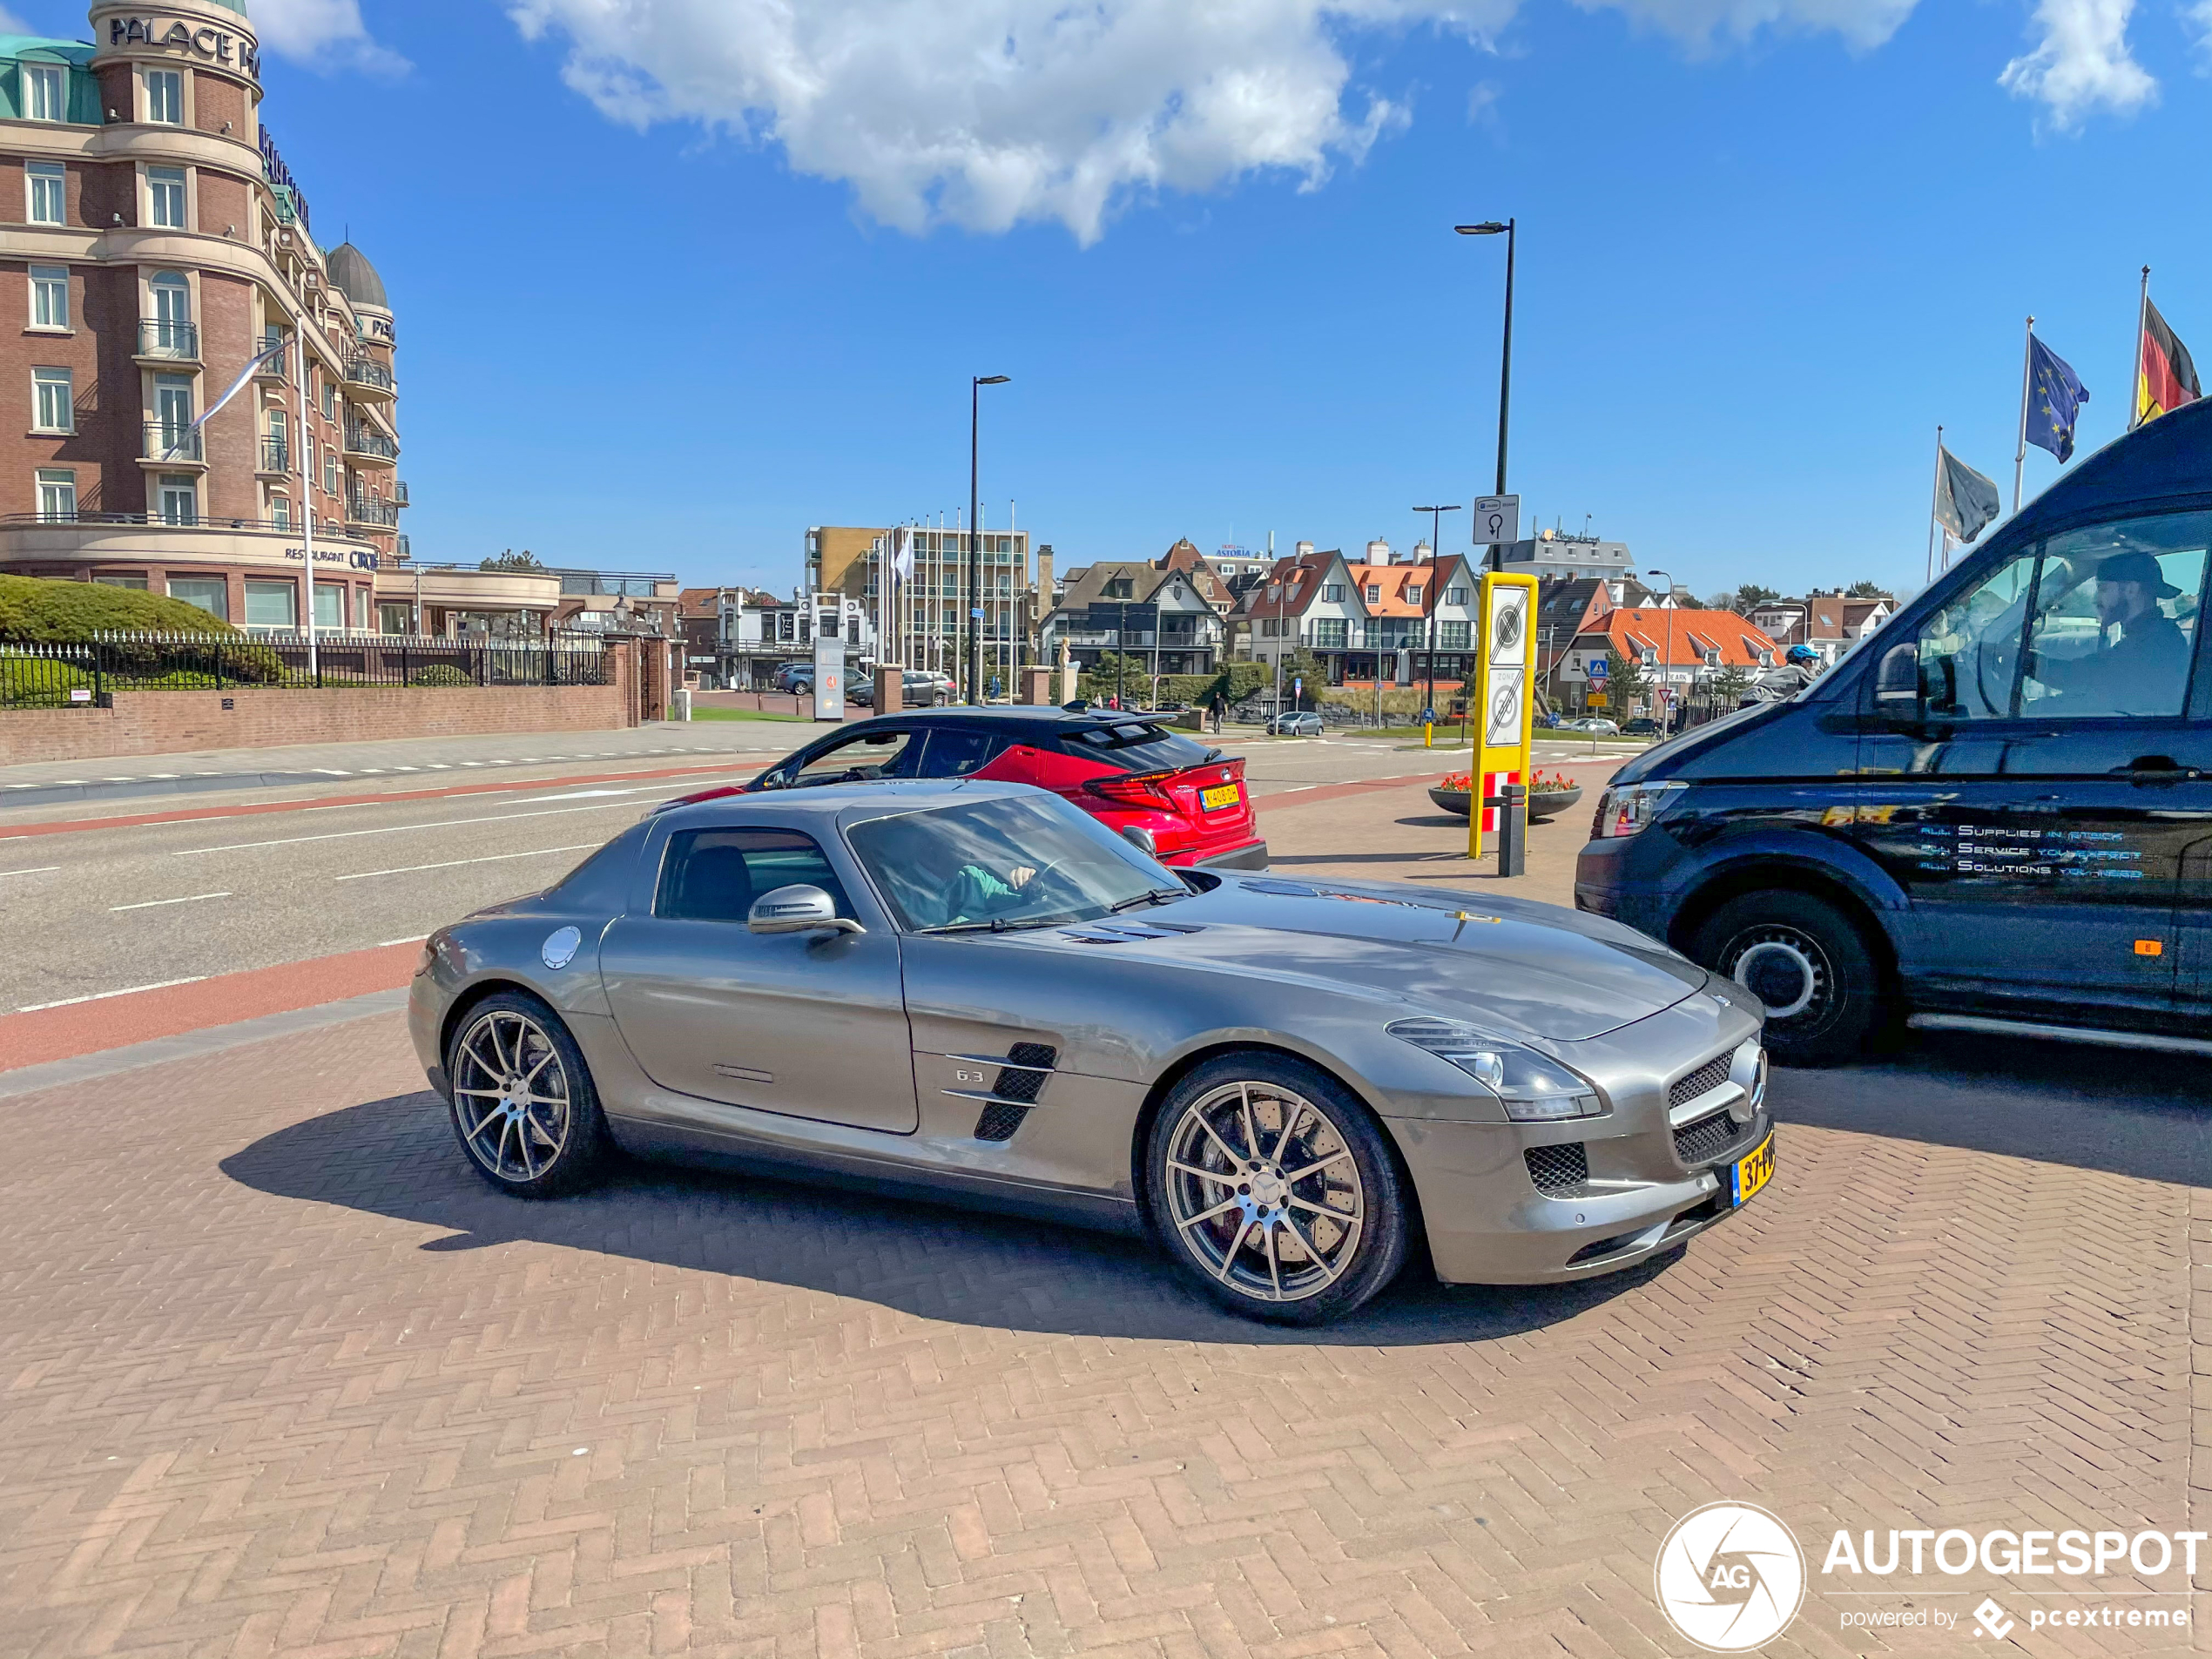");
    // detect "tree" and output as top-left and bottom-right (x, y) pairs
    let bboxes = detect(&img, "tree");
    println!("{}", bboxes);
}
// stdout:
(480, 549), (545, 572)
(1710, 664), (1752, 705)
(1732, 583), (1781, 610)
(1845, 579), (1890, 598)
(1277, 647), (1328, 710)
(1079, 651), (1154, 707)
(1604, 649), (1648, 716)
